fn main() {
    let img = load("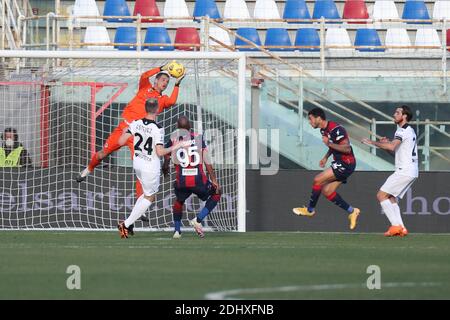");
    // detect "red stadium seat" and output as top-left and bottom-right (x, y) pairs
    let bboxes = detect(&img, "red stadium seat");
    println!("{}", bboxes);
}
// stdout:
(133, 0), (163, 23)
(174, 27), (200, 51)
(447, 30), (450, 51)
(343, 0), (368, 24)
